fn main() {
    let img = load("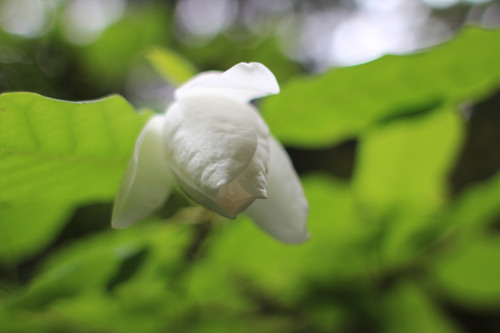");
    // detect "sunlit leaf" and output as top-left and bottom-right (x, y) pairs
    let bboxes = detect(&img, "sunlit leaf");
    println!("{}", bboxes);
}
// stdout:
(0, 92), (149, 203)
(263, 27), (500, 147)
